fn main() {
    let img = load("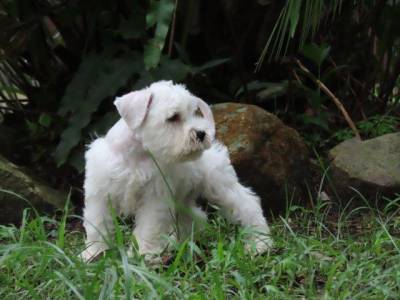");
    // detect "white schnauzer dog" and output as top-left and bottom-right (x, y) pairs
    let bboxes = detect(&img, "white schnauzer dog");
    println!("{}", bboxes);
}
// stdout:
(81, 80), (272, 262)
